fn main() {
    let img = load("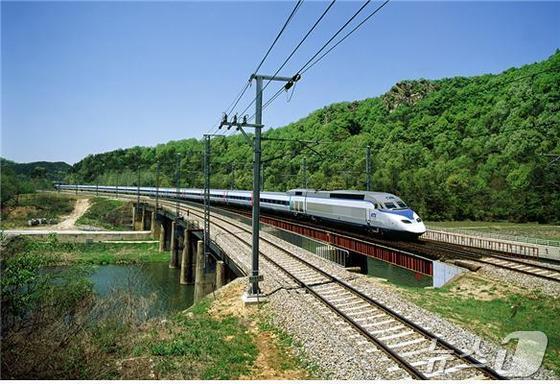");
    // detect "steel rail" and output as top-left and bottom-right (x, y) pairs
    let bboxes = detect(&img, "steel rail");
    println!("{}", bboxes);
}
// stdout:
(76, 188), (503, 379)
(114, 192), (505, 380)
